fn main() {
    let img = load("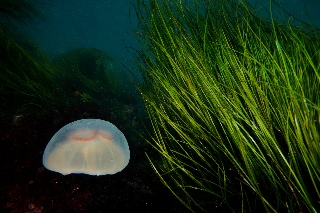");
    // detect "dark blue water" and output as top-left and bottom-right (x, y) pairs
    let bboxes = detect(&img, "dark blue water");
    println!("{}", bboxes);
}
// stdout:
(249, 0), (320, 27)
(21, 0), (319, 61)
(22, 0), (139, 62)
